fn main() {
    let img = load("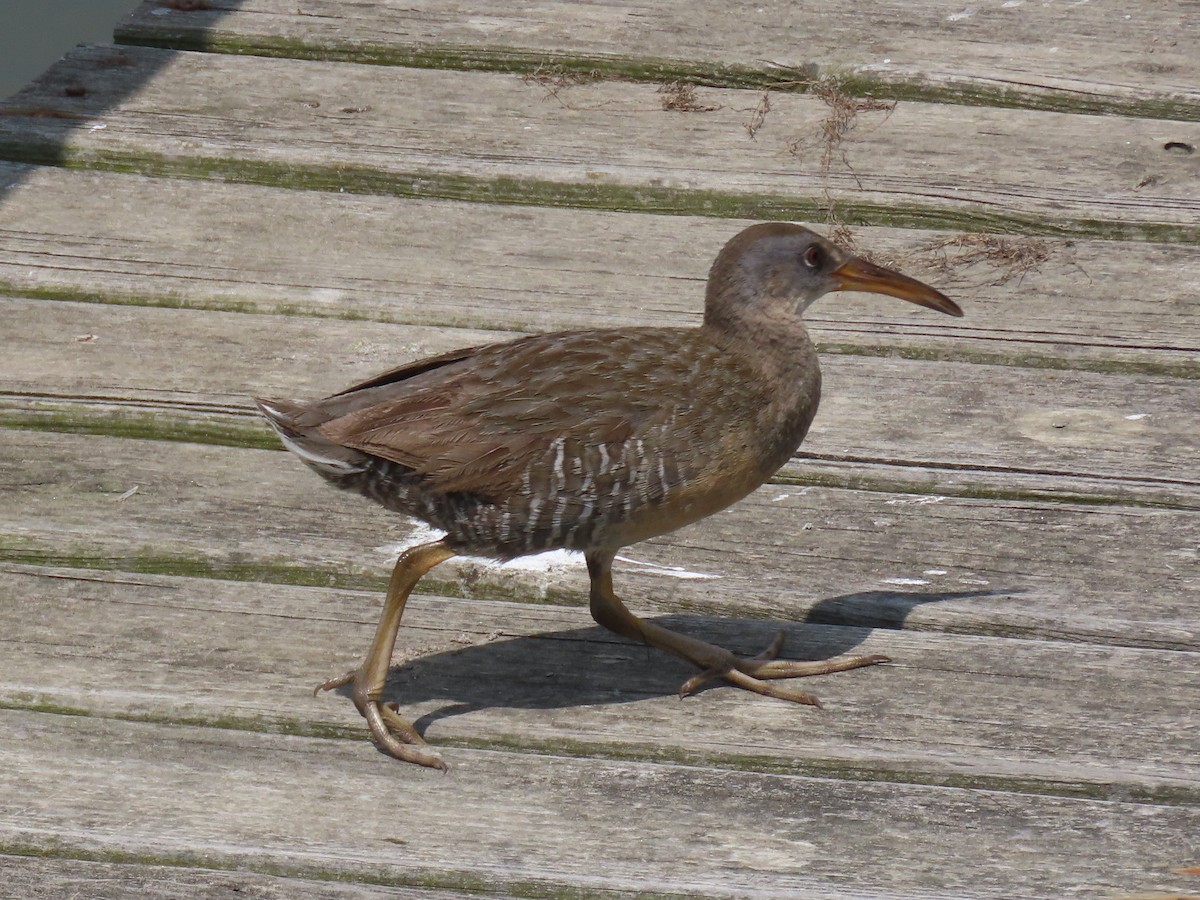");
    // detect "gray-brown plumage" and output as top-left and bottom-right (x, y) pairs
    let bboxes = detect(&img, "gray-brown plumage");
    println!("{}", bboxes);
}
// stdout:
(257, 223), (962, 770)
